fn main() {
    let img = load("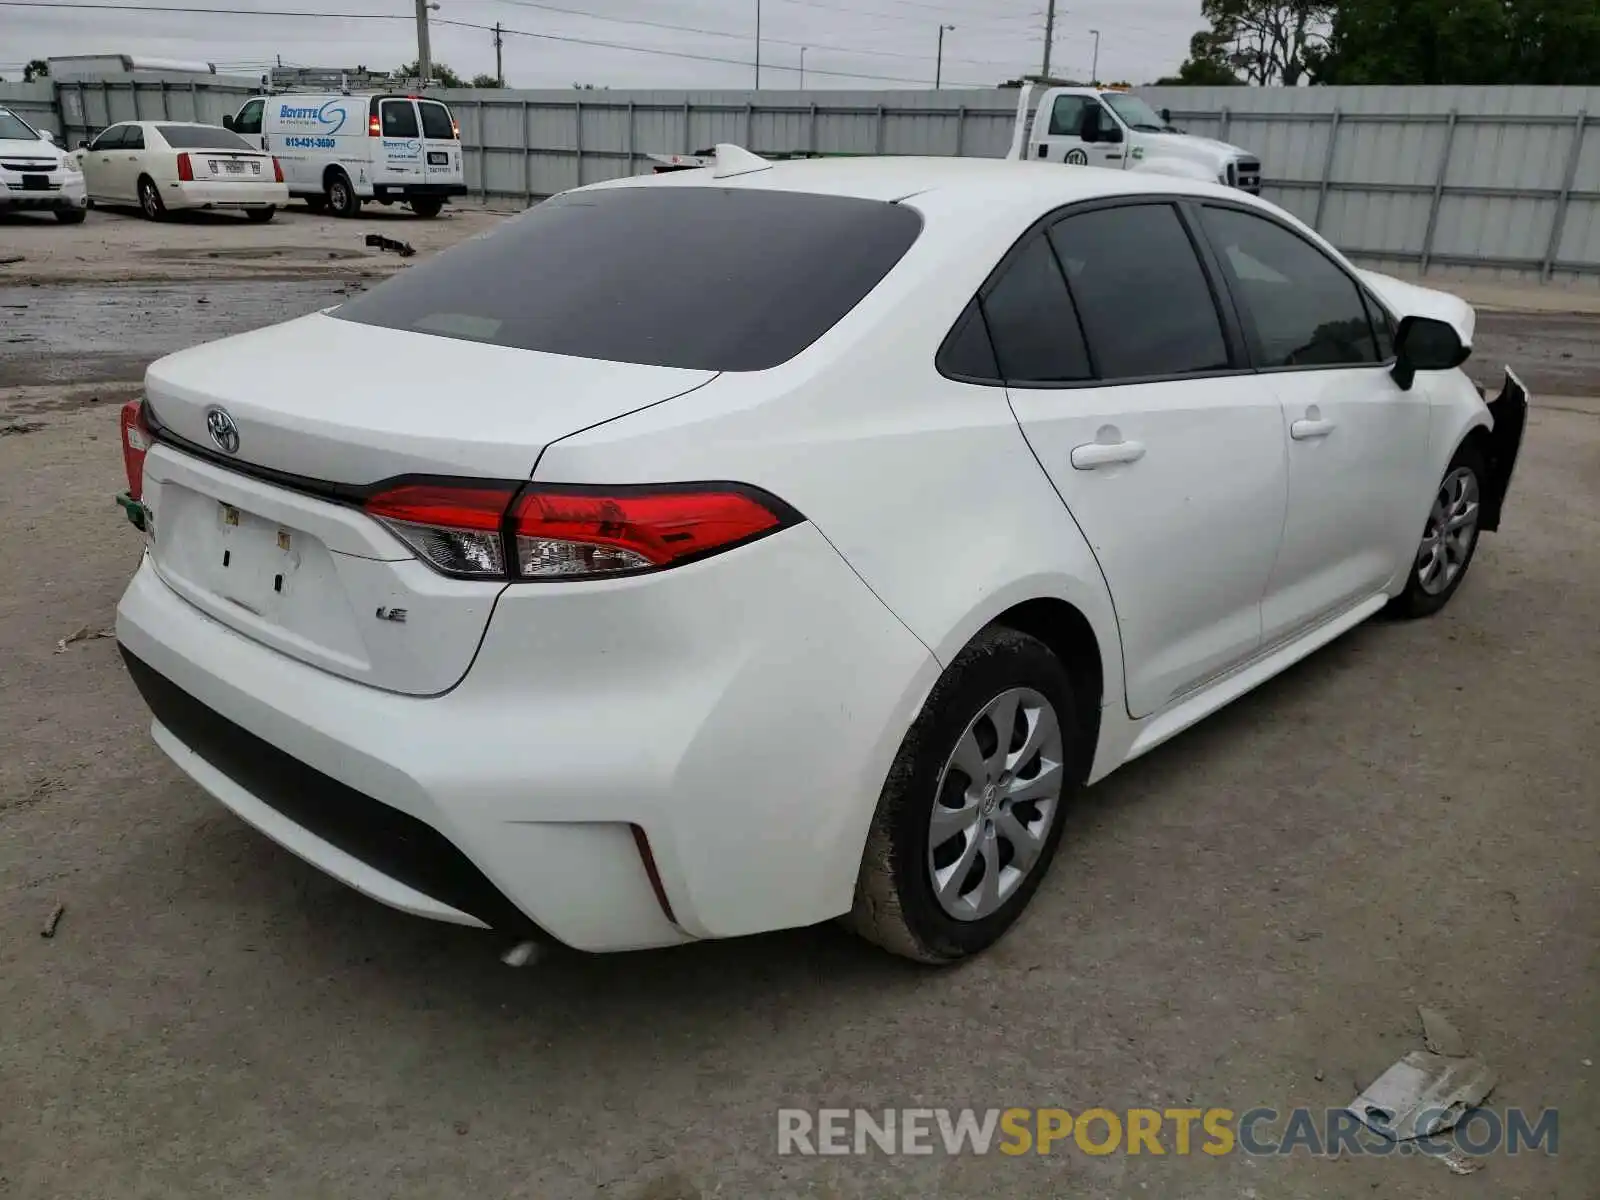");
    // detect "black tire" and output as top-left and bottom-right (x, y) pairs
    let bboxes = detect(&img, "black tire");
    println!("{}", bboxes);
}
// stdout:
(244, 205), (275, 223)
(1387, 440), (1488, 619)
(409, 197), (444, 218)
(137, 176), (166, 221)
(326, 171), (361, 218)
(845, 626), (1082, 963)
(302, 194), (328, 214)
(54, 208), (87, 224)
